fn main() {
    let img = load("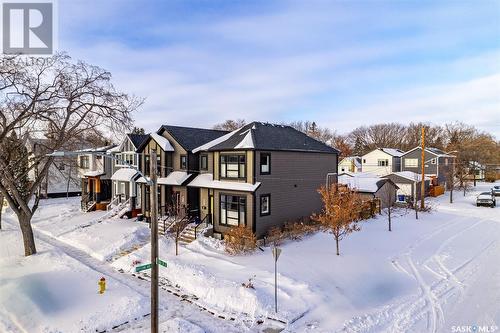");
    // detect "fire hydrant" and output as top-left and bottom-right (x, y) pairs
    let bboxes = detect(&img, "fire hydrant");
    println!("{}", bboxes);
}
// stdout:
(98, 277), (106, 294)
